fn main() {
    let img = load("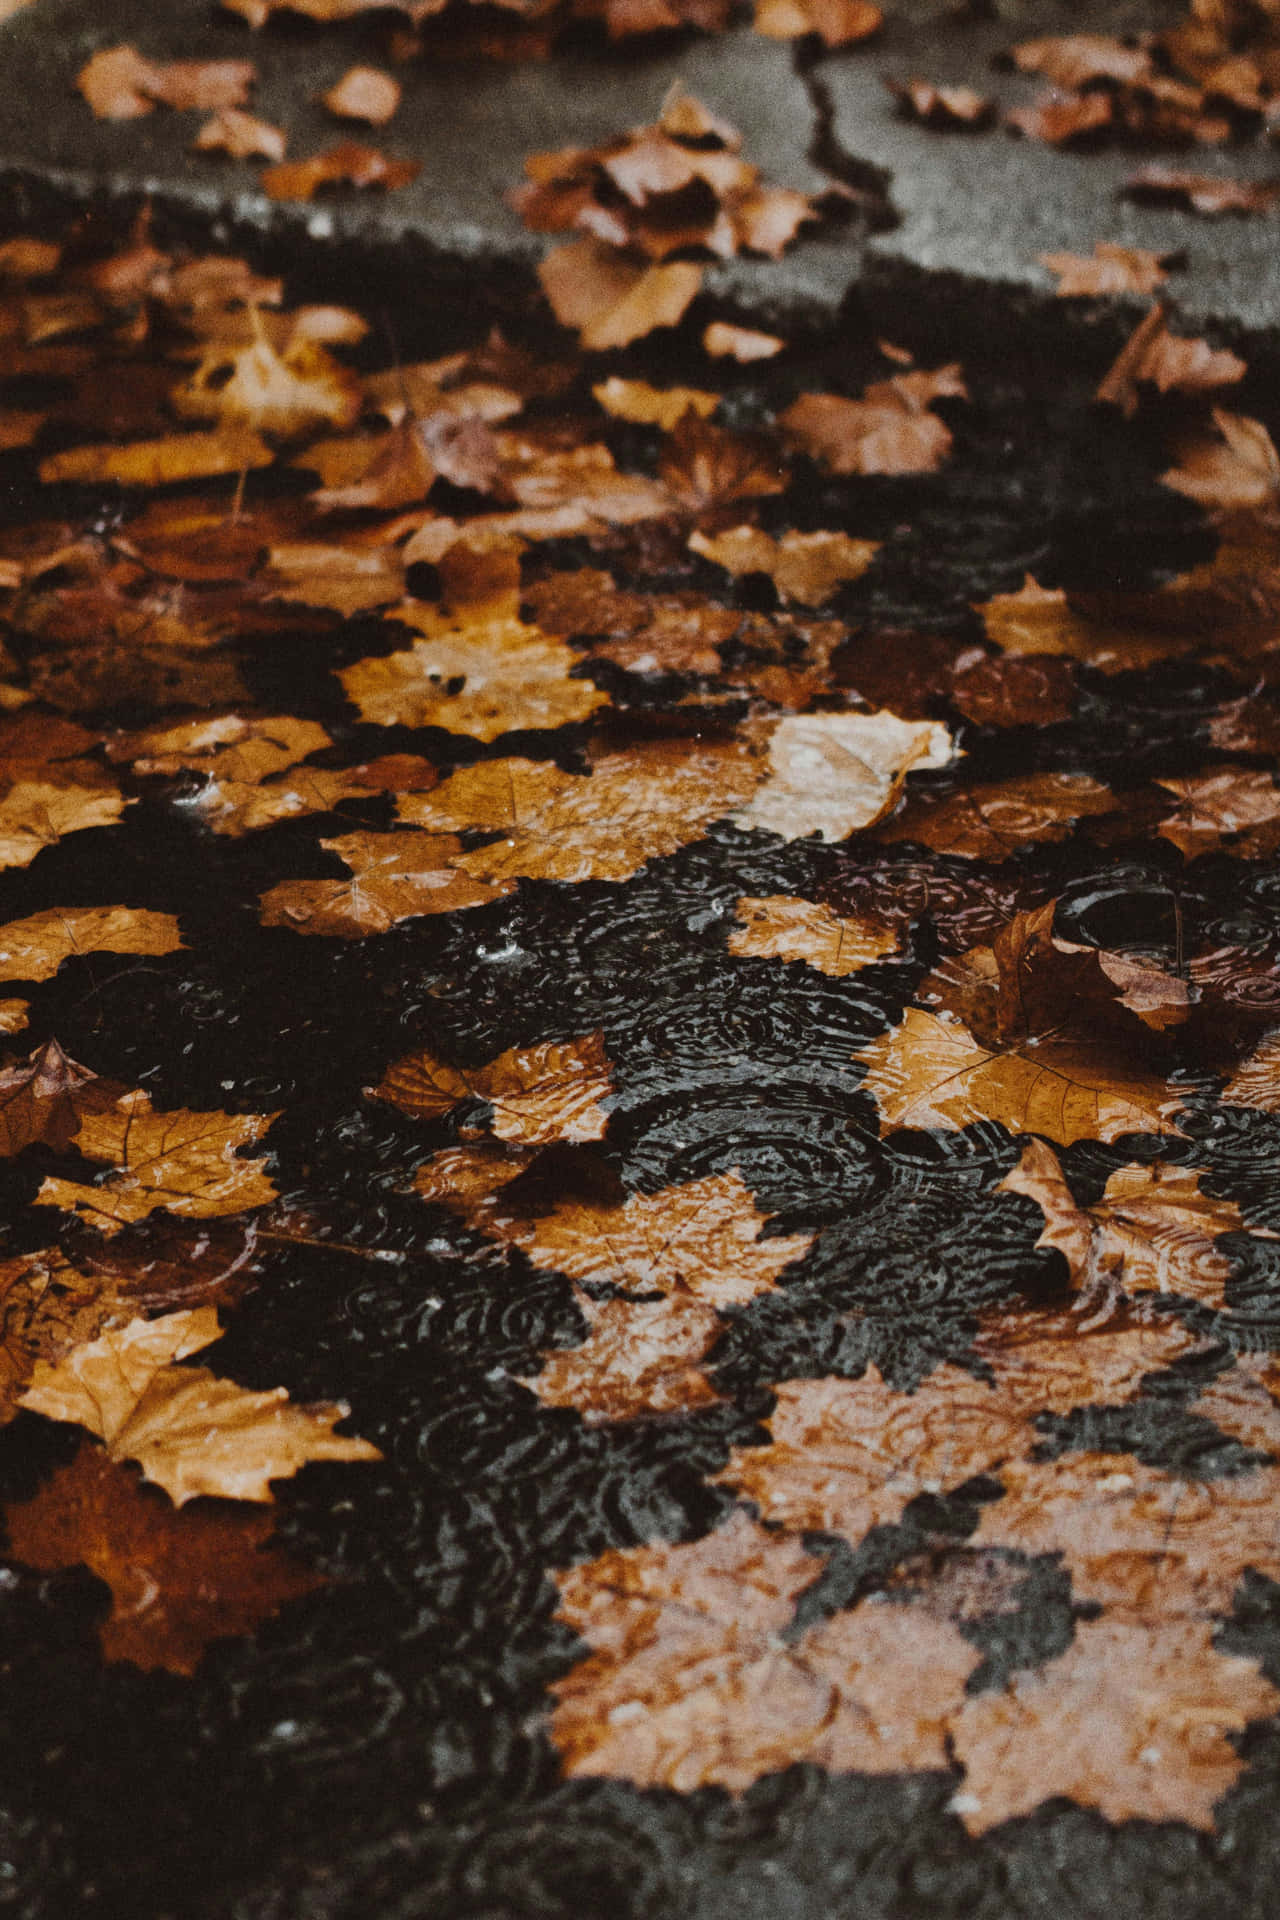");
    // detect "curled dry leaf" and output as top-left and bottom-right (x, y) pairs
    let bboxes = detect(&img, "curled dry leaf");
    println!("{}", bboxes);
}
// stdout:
(1000, 1137), (1243, 1311)
(731, 712), (954, 843)
(259, 830), (509, 937)
(35, 1089), (279, 1233)
(1097, 306), (1245, 417)
(0, 906), (182, 983)
(539, 241), (703, 351)
(702, 321), (784, 361)
(879, 771), (1116, 860)
(550, 1509), (980, 1791)
(320, 68), (402, 126)
(397, 740), (761, 884)
(715, 1315), (1193, 1540)
(1162, 409), (1280, 515)
(754, 0), (882, 46)
(370, 1031), (612, 1147)
(4, 1442), (324, 1673)
(1040, 243), (1173, 297)
(592, 377), (719, 429)
(340, 601), (608, 742)
(261, 143), (420, 203)
(193, 110), (286, 162)
(781, 366), (967, 476)
(18, 1308), (379, 1505)
(950, 1618), (1280, 1834)
(688, 526), (877, 607)
(729, 895), (899, 975)
(77, 47), (255, 121)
